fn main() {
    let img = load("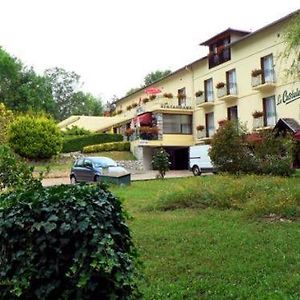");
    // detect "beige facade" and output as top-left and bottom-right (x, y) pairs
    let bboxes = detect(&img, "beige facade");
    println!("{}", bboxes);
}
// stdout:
(63, 11), (300, 169)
